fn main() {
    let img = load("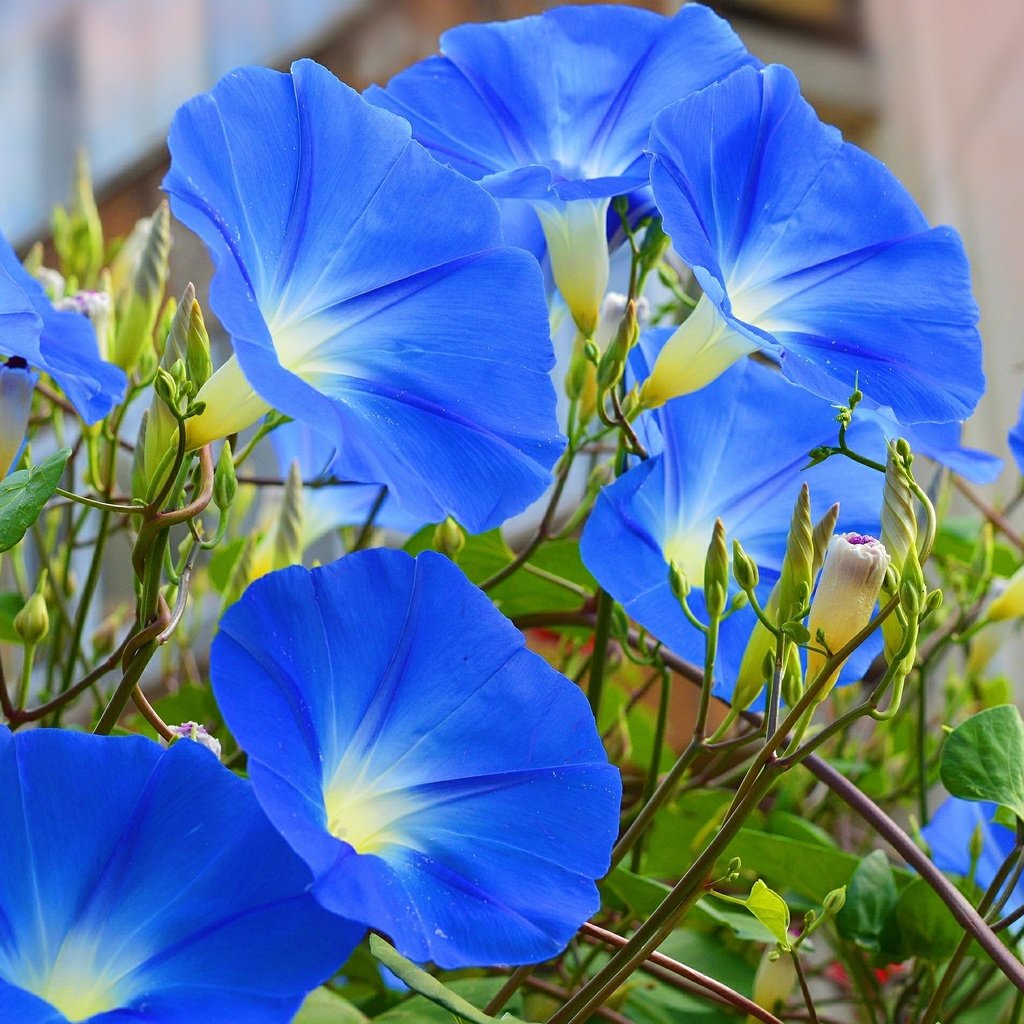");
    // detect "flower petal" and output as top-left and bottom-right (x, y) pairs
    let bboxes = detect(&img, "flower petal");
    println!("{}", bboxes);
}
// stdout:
(644, 64), (984, 425)
(165, 59), (561, 532)
(212, 549), (621, 968)
(0, 729), (359, 1023)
